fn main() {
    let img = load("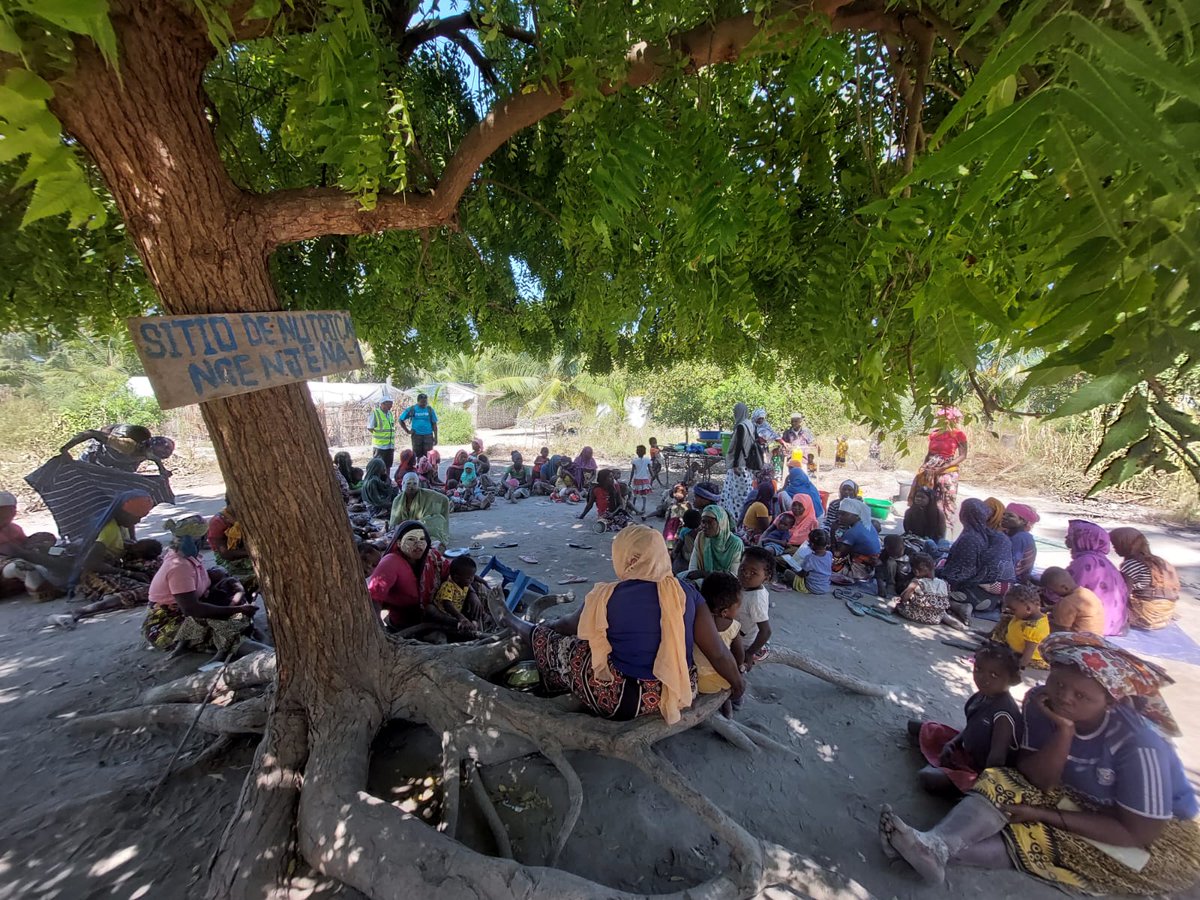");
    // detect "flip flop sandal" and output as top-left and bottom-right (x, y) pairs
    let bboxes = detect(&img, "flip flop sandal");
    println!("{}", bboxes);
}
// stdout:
(469, 542), (483, 550)
(493, 542), (519, 549)
(566, 542), (593, 550)
(518, 555), (539, 564)
(879, 805), (900, 861)
(767, 582), (791, 592)
(833, 588), (865, 604)
(859, 604), (901, 625)
(558, 576), (589, 585)
(844, 598), (866, 617)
